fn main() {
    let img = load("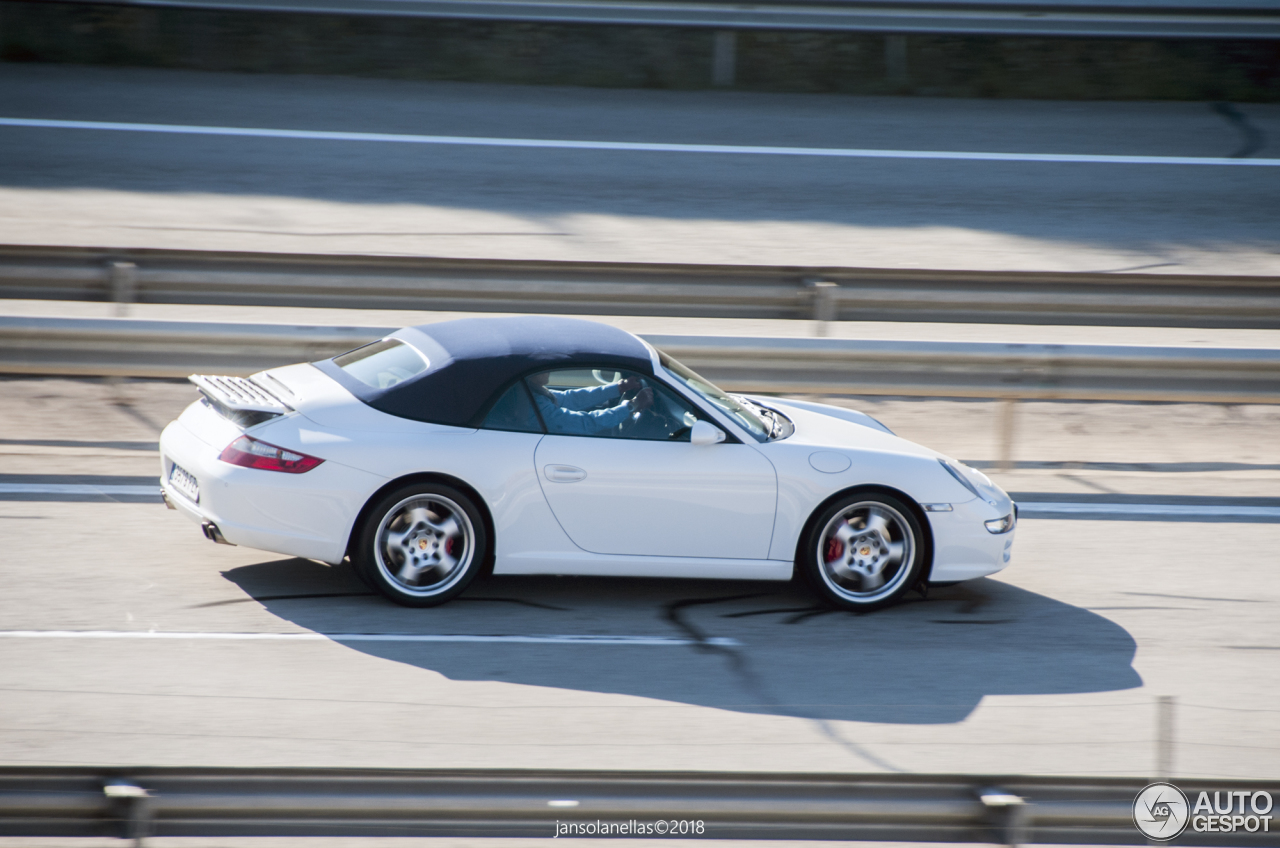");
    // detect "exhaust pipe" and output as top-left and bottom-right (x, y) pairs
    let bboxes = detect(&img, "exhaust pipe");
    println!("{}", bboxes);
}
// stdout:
(201, 521), (235, 546)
